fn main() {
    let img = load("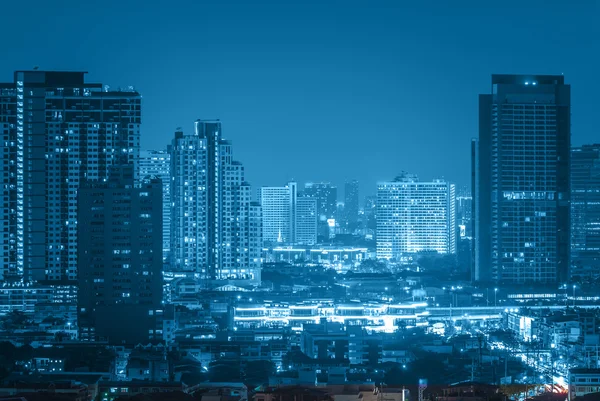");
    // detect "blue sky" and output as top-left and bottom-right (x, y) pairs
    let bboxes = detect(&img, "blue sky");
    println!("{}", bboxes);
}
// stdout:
(1, 0), (598, 198)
